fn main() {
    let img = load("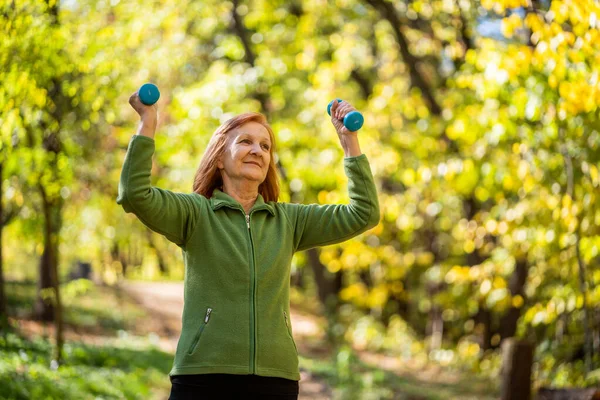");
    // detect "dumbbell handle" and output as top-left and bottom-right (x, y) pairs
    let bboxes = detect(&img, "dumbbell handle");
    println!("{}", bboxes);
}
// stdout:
(327, 99), (364, 131)
(138, 83), (160, 106)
